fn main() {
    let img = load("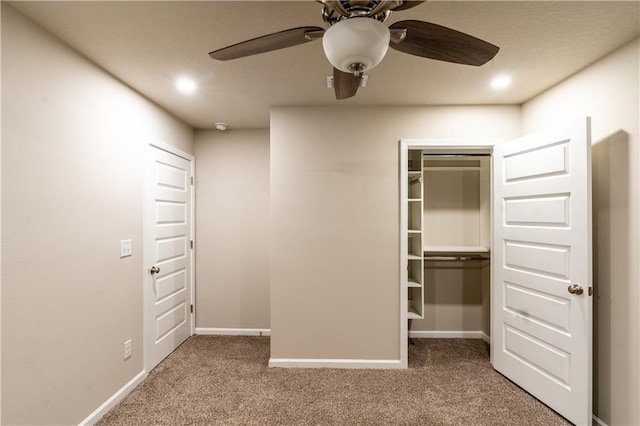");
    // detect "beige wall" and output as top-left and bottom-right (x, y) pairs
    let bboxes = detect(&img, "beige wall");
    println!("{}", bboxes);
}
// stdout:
(270, 106), (520, 360)
(194, 129), (270, 330)
(1, 5), (193, 425)
(522, 38), (640, 426)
